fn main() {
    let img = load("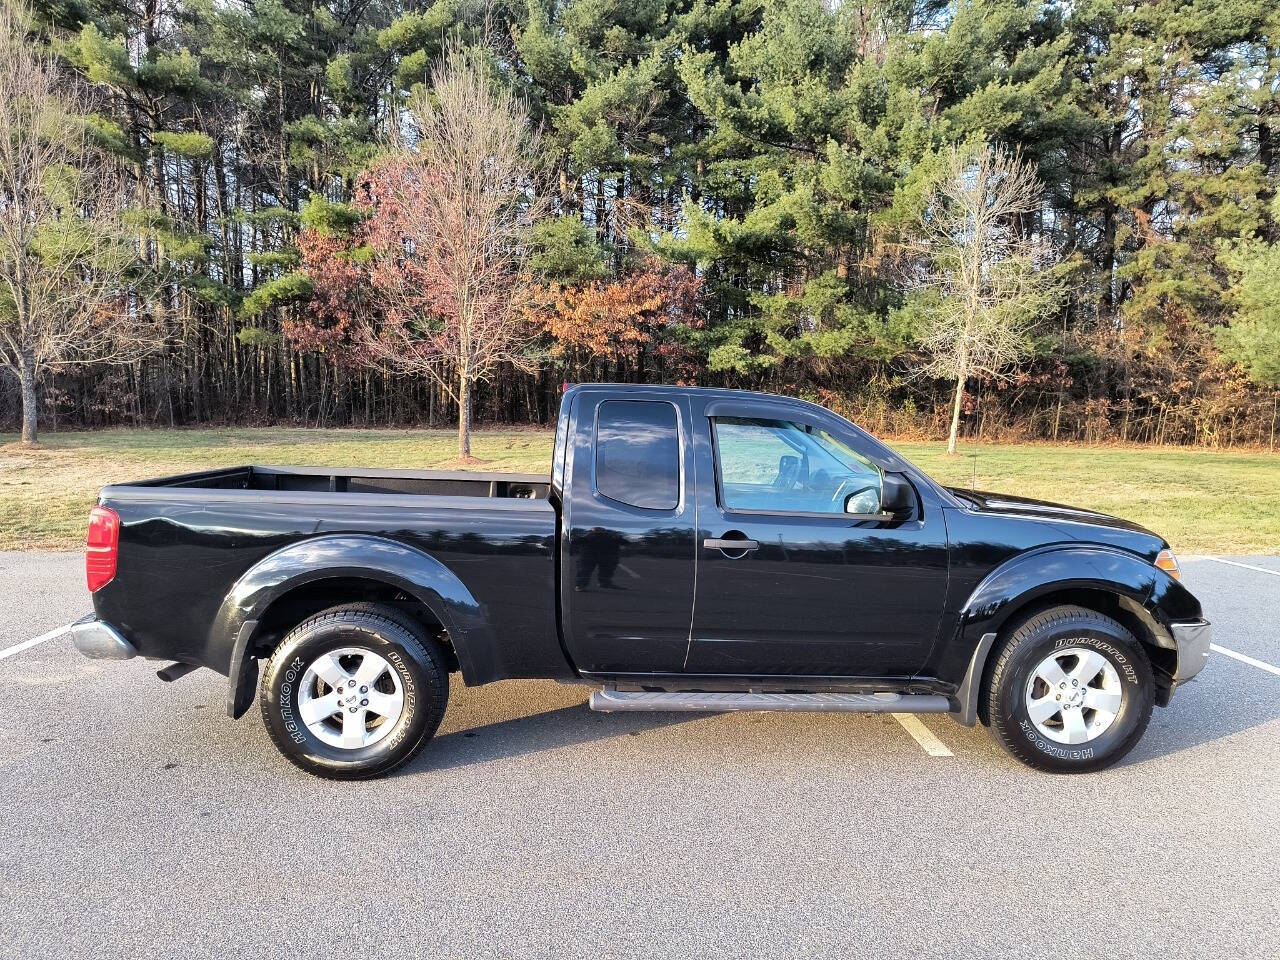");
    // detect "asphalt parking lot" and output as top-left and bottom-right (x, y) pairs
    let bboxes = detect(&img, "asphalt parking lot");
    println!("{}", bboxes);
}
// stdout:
(1, 551), (1277, 960)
